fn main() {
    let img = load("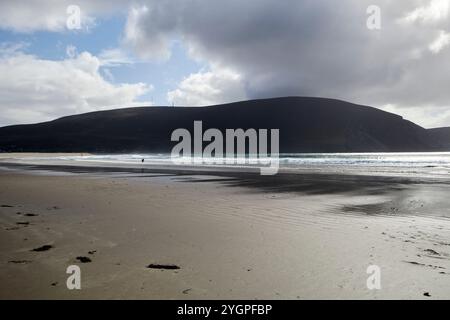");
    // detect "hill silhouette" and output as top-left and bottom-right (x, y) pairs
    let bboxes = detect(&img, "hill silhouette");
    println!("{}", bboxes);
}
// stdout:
(0, 97), (447, 153)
